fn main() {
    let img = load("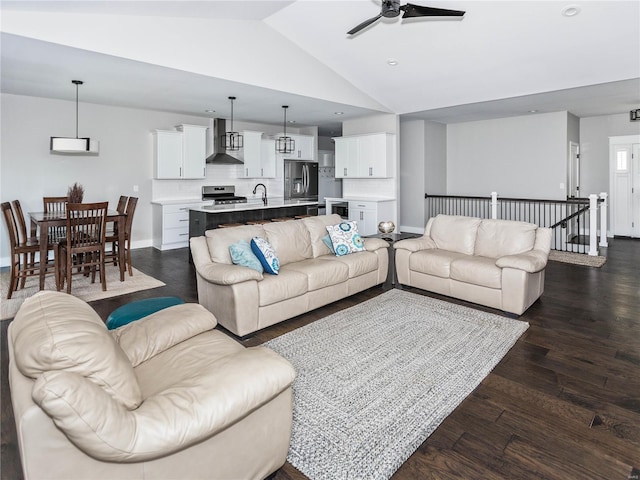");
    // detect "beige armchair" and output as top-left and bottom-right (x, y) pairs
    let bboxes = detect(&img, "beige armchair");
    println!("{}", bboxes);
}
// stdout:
(8, 291), (295, 480)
